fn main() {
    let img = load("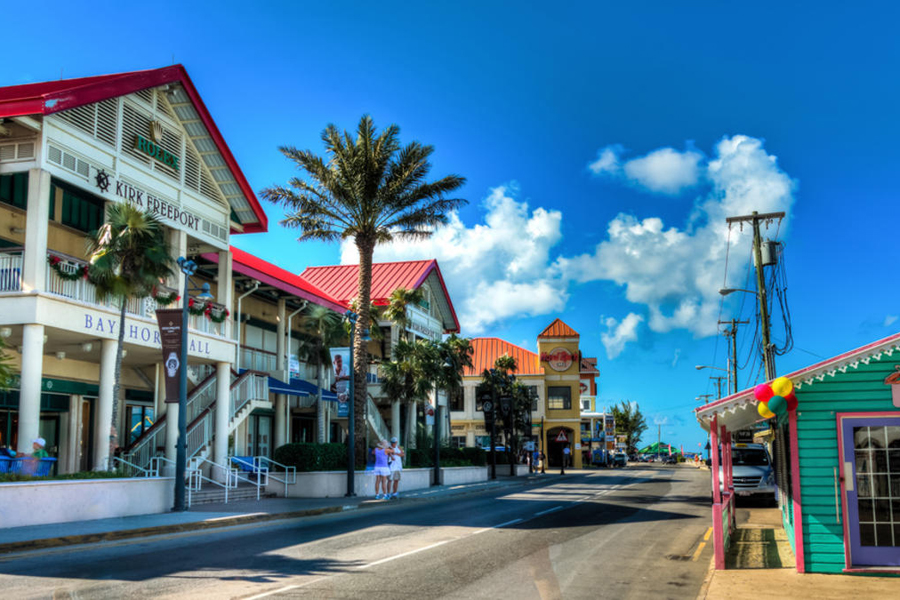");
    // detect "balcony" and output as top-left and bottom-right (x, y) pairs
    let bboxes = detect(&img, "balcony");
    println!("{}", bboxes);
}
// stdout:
(0, 248), (229, 338)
